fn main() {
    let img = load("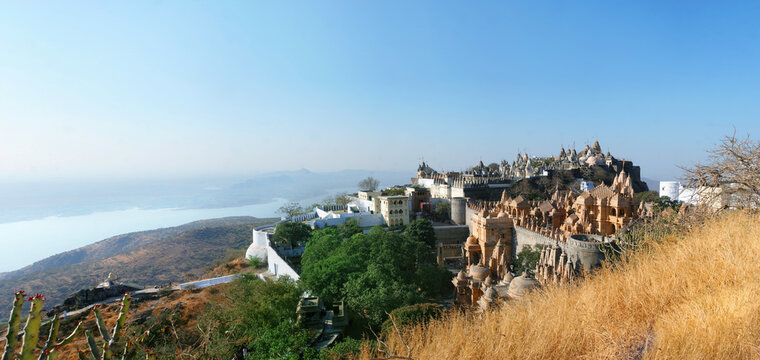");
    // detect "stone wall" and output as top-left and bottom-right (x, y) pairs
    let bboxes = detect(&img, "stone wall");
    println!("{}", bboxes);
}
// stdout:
(451, 197), (467, 225)
(464, 206), (479, 228)
(433, 225), (469, 245)
(512, 225), (558, 256)
(267, 244), (300, 280)
(513, 226), (607, 272)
